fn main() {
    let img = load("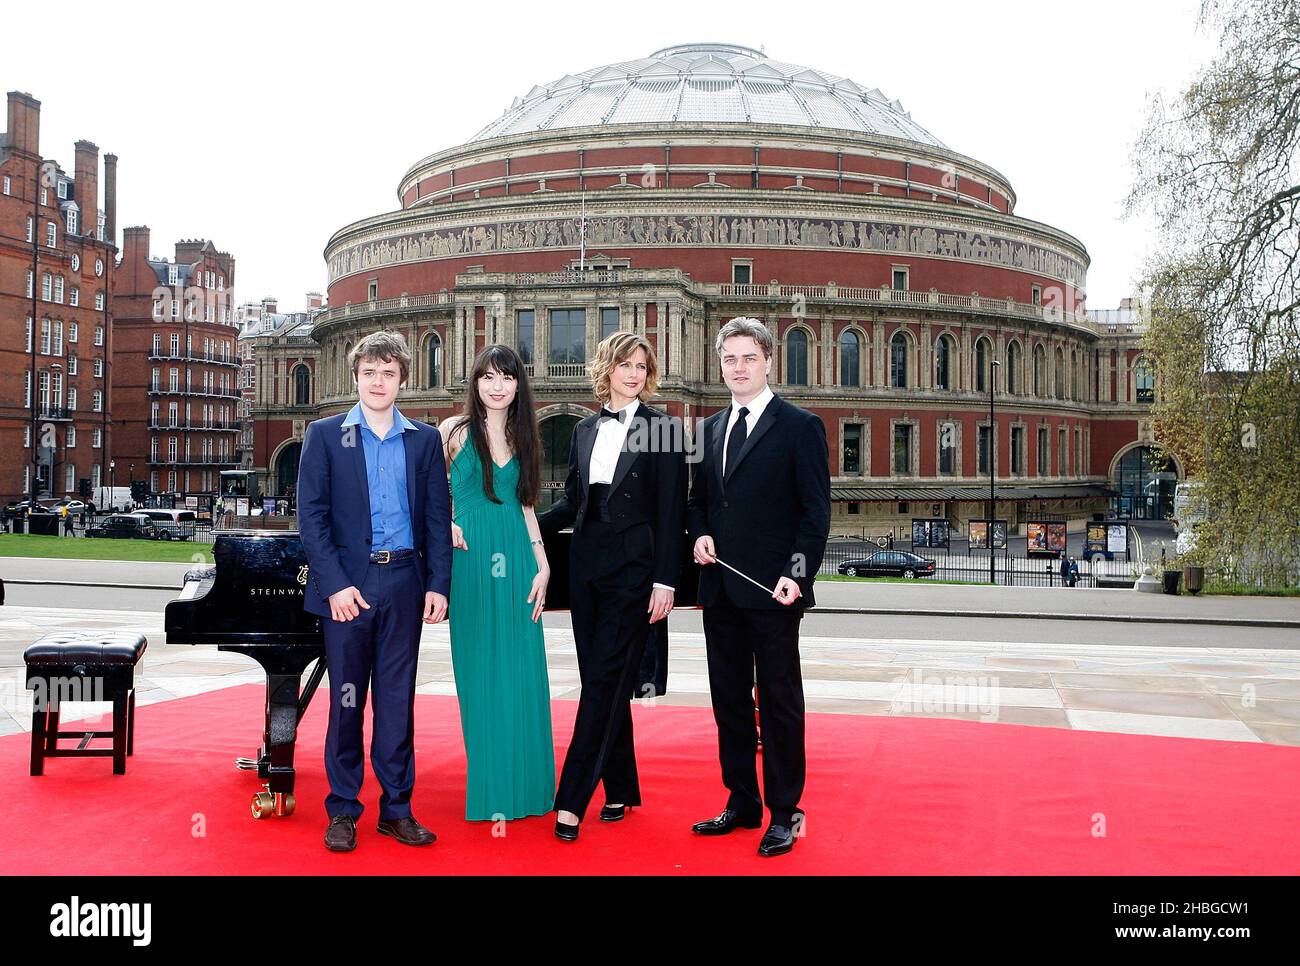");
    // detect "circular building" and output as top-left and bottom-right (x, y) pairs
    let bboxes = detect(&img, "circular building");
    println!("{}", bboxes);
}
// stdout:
(260, 42), (1162, 534)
